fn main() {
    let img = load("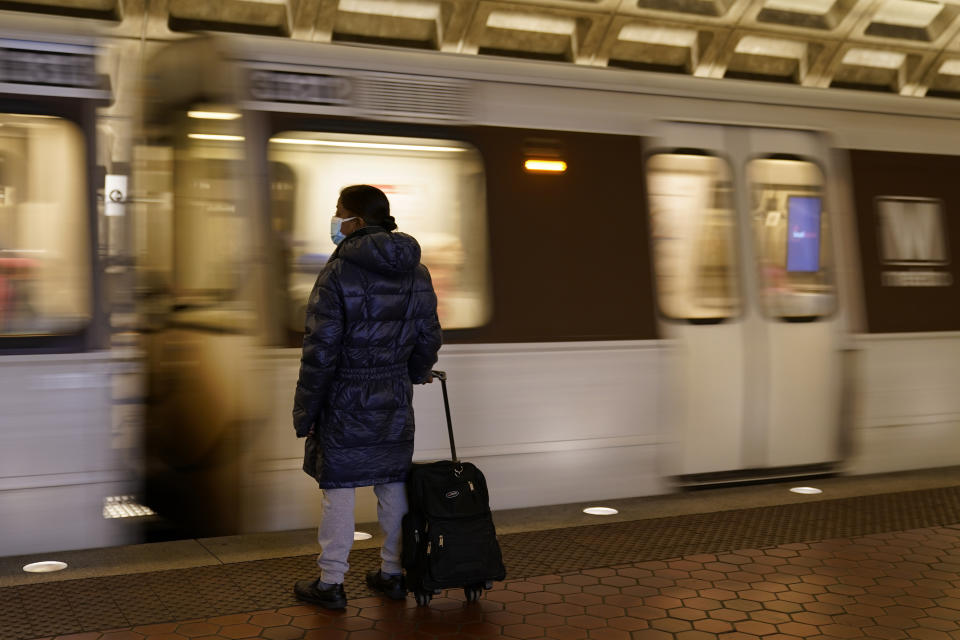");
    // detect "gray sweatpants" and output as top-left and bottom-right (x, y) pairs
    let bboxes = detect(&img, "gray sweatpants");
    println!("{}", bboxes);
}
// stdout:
(317, 482), (408, 584)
